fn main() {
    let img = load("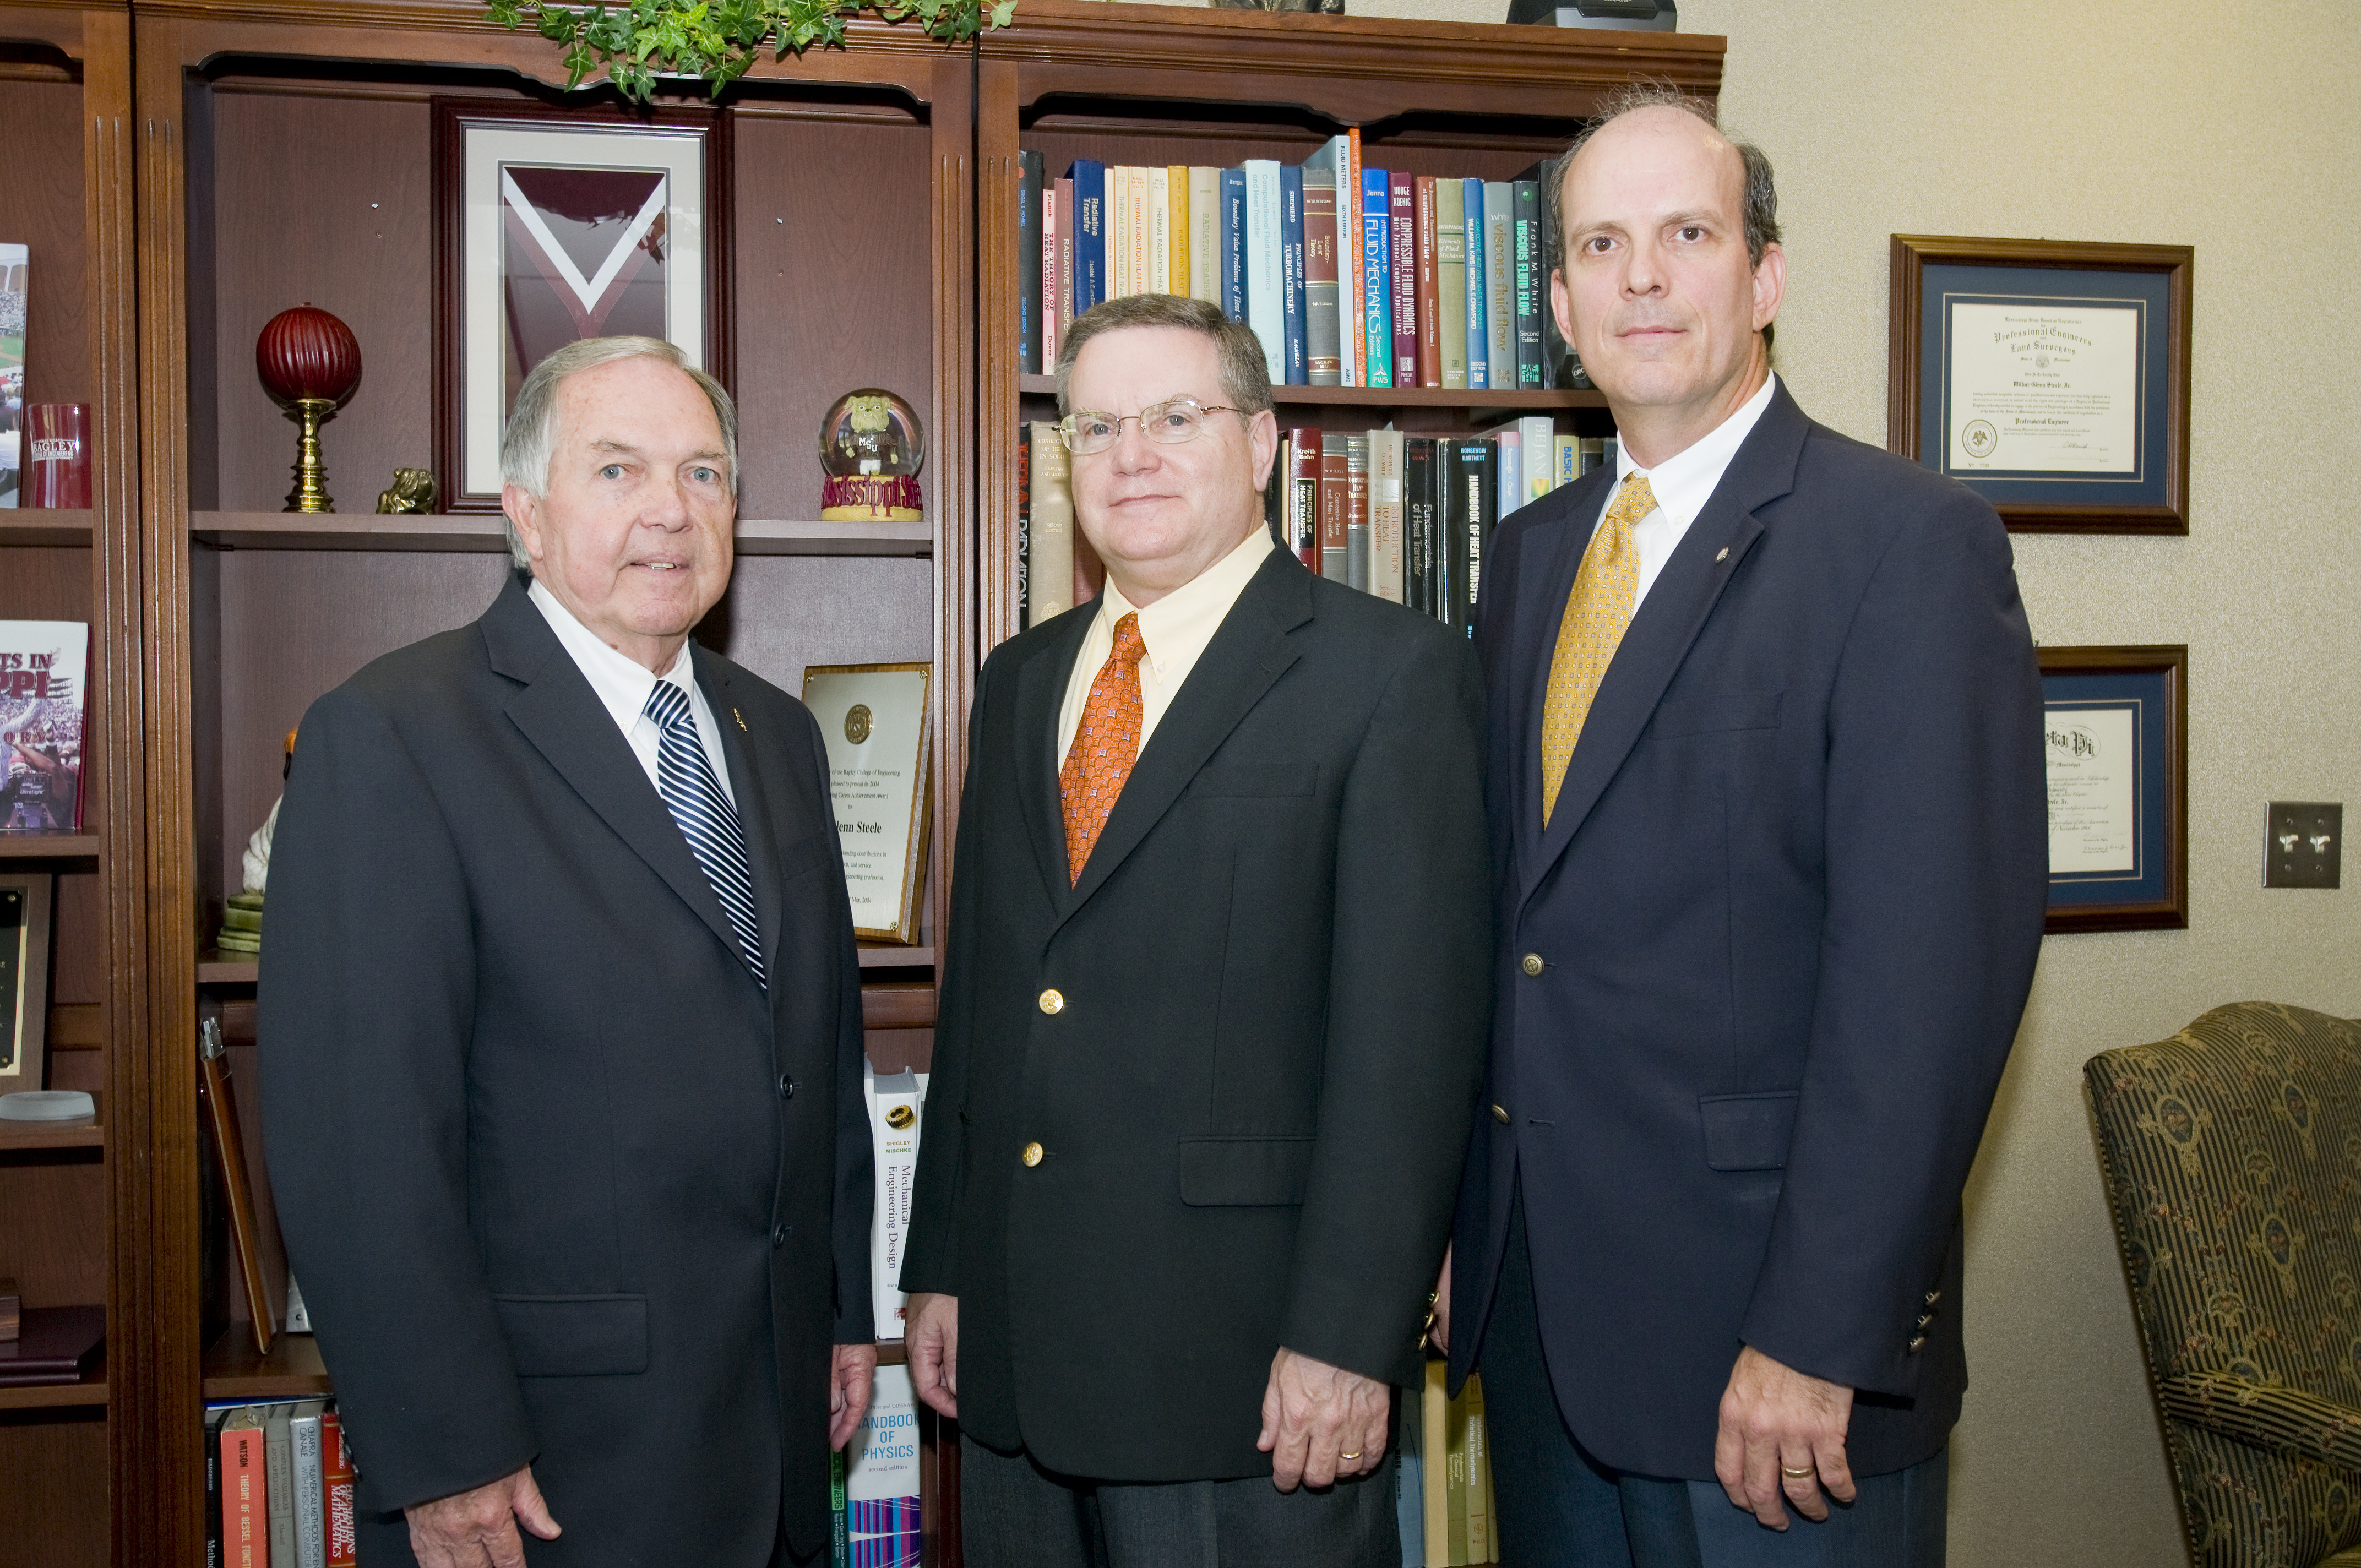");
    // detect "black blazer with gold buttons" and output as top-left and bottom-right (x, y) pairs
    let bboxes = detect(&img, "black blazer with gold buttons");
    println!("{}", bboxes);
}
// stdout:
(901, 548), (1490, 1481)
